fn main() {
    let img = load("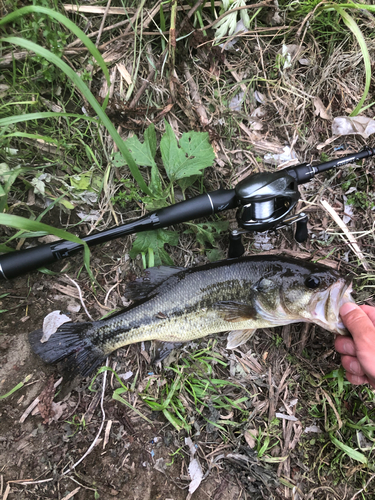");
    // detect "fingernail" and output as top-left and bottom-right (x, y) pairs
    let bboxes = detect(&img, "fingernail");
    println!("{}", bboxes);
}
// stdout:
(343, 341), (354, 355)
(350, 360), (360, 374)
(340, 302), (358, 317)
